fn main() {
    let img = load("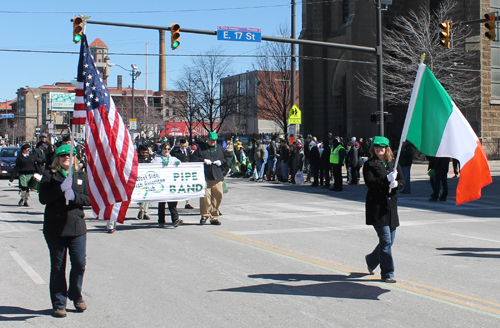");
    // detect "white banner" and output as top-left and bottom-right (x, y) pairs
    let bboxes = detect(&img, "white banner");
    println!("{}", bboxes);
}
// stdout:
(131, 163), (206, 203)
